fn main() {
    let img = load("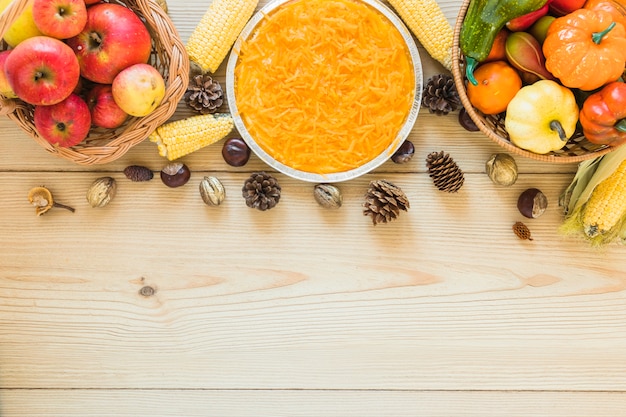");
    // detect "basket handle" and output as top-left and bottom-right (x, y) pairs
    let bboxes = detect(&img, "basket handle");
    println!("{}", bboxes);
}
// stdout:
(0, 0), (30, 115)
